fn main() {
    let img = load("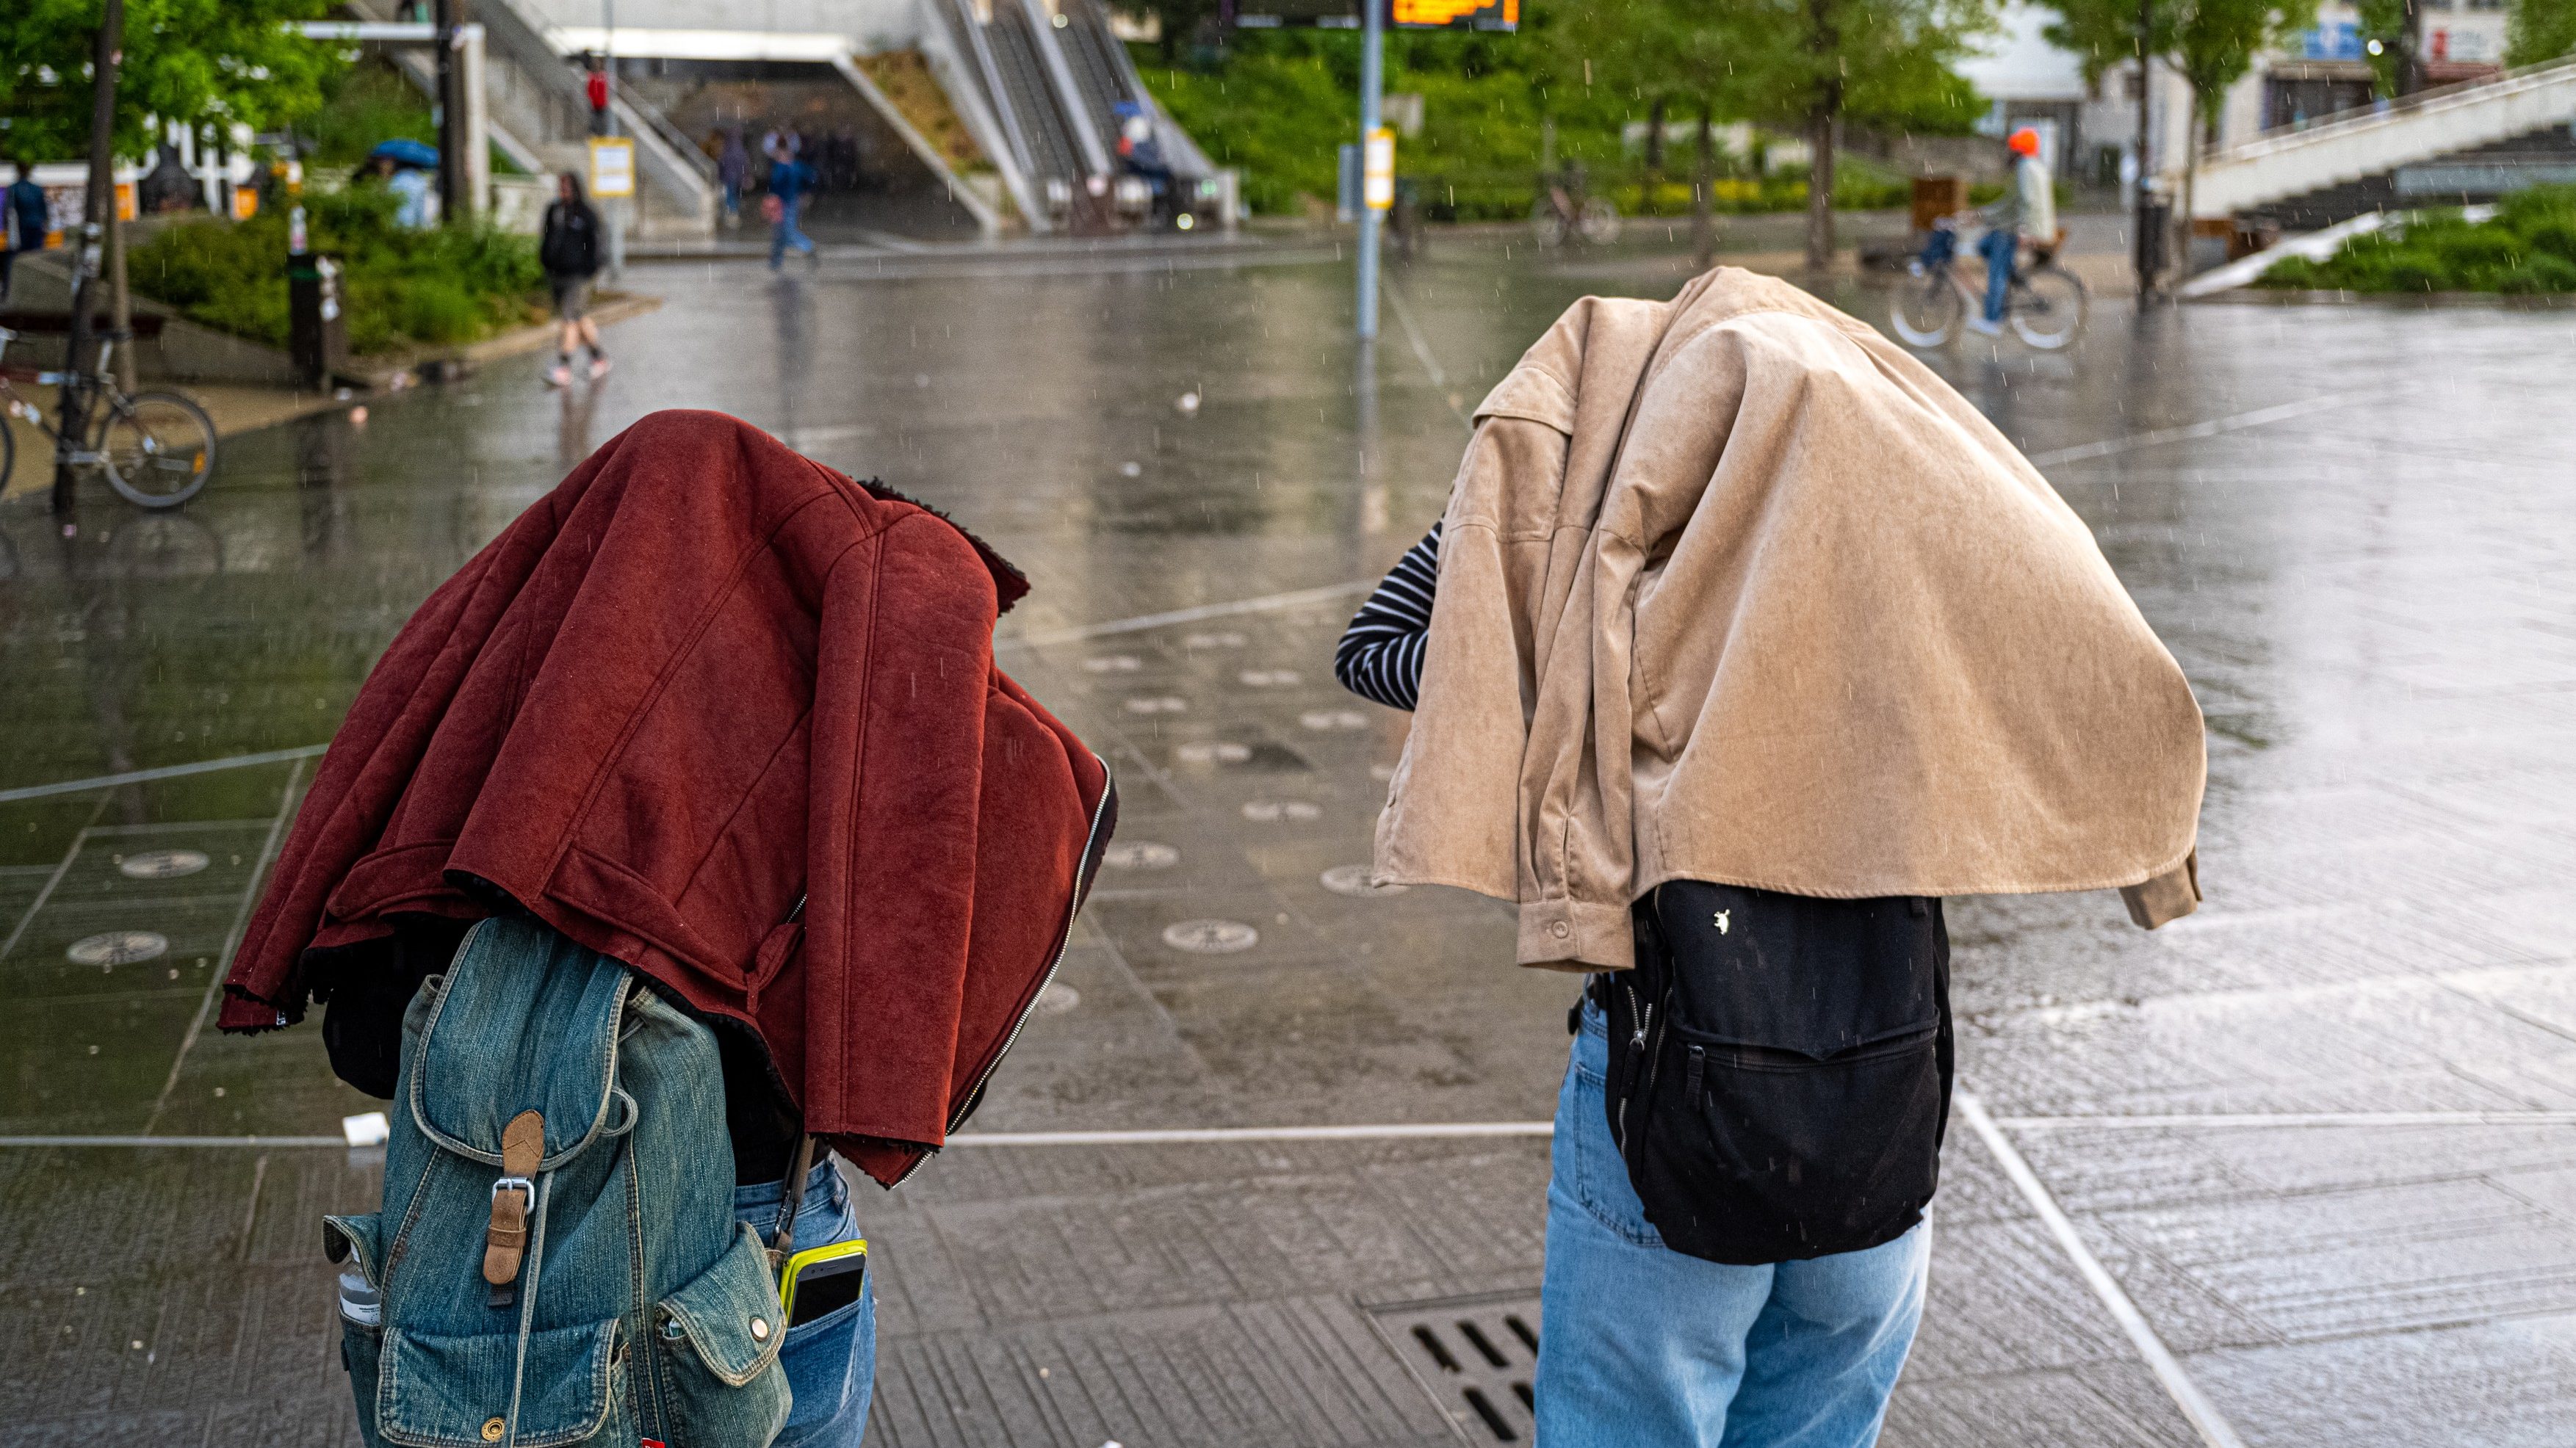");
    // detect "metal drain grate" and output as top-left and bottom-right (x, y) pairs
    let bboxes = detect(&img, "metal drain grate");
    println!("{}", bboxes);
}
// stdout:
(1363, 1289), (1541, 1443)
